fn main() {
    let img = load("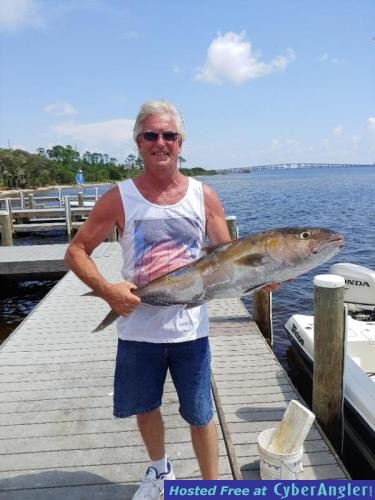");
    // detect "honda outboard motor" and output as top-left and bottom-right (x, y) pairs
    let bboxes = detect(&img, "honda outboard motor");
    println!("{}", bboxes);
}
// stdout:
(330, 263), (375, 320)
